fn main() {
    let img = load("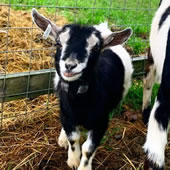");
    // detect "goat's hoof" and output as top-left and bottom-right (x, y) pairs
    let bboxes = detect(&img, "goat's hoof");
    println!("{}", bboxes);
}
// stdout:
(67, 157), (80, 169)
(77, 164), (92, 170)
(144, 158), (164, 170)
(143, 145), (164, 170)
(58, 138), (68, 149)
